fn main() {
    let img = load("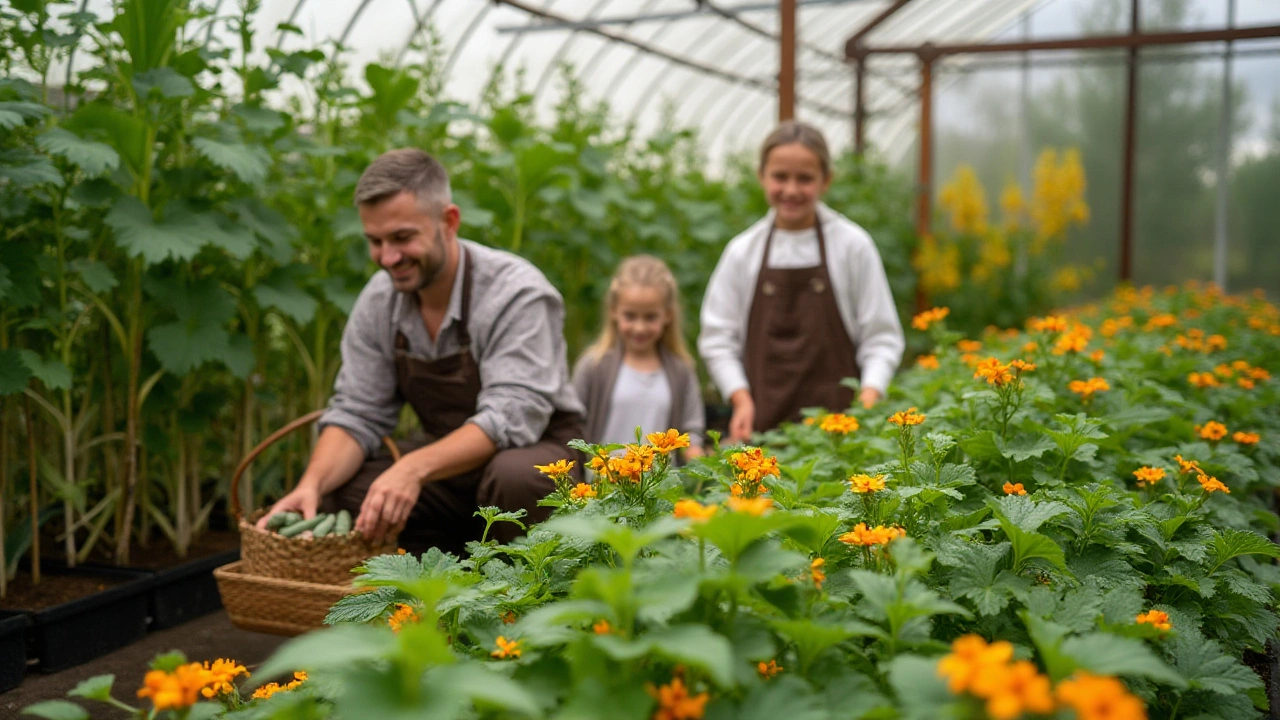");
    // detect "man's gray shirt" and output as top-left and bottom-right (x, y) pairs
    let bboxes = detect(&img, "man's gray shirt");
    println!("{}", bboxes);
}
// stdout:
(318, 239), (585, 457)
